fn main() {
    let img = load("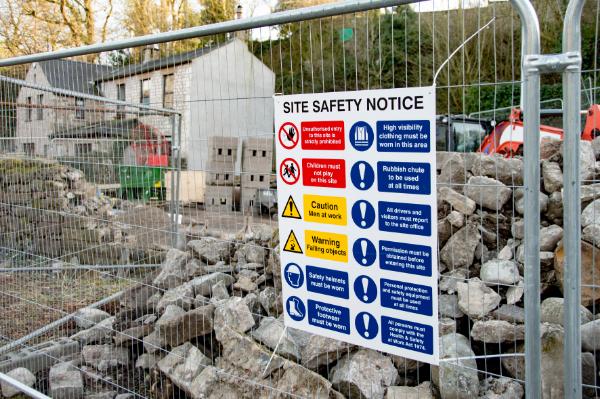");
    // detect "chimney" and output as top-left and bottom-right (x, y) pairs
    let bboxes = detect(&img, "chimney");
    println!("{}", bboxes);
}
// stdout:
(234, 4), (247, 40)
(143, 44), (160, 63)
